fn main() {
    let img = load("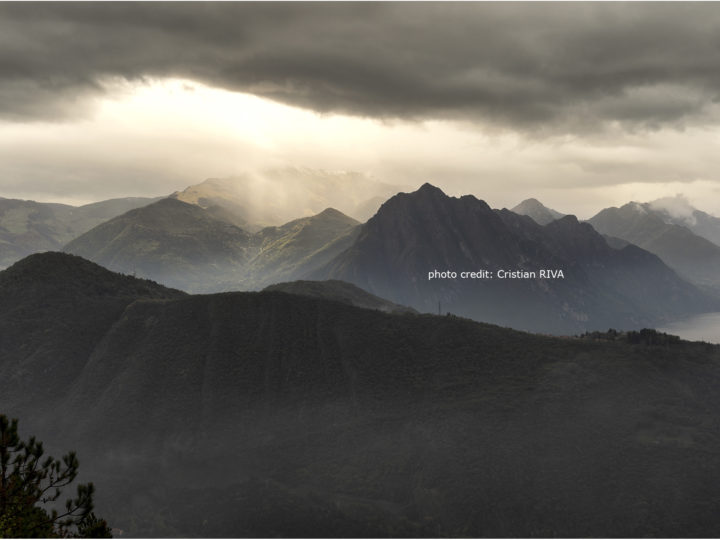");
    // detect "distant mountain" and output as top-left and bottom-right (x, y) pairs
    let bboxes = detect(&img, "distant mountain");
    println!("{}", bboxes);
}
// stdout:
(63, 198), (255, 292)
(648, 195), (720, 247)
(169, 177), (259, 231)
(313, 184), (716, 333)
(511, 198), (565, 225)
(171, 168), (406, 227)
(4, 252), (720, 537)
(65, 197), (165, 227)
(0, 196), (160, 268)
(246, 208), (360, 289)
(588, 202), (720, 293)
(0, 198), (70, 266)
(64, 201), (362, 292)
(264, 279), (417, 314)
